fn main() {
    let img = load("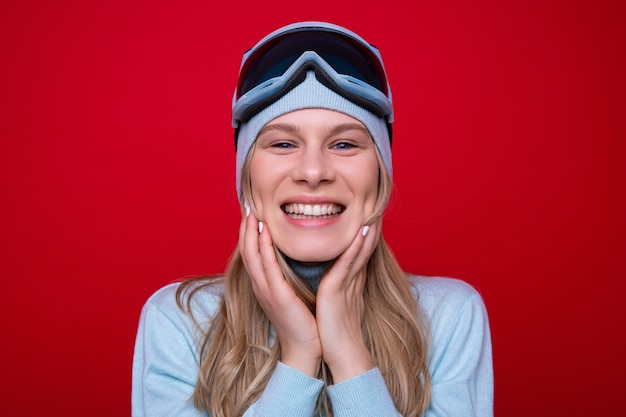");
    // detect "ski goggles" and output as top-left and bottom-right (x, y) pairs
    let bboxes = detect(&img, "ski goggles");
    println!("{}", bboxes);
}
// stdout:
(231, 22), (394, 128)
